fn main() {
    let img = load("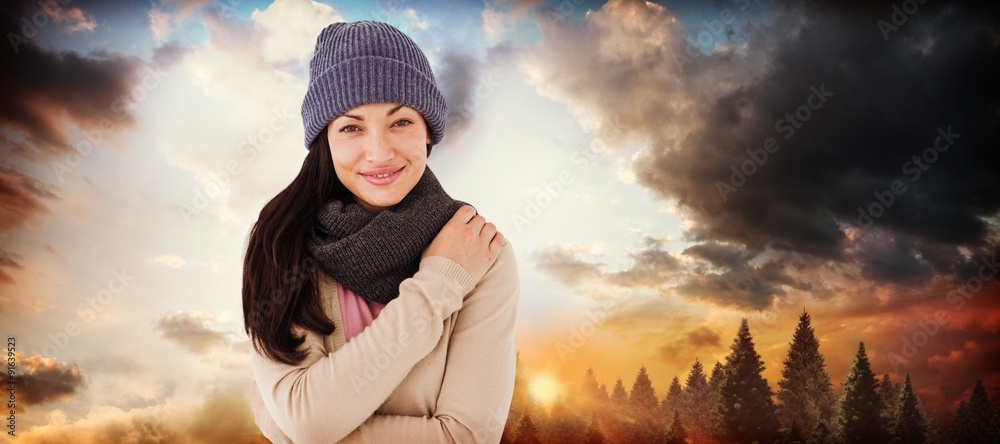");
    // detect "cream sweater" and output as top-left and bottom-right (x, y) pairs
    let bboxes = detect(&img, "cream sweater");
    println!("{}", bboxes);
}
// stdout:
(249, 240), (519, 443)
